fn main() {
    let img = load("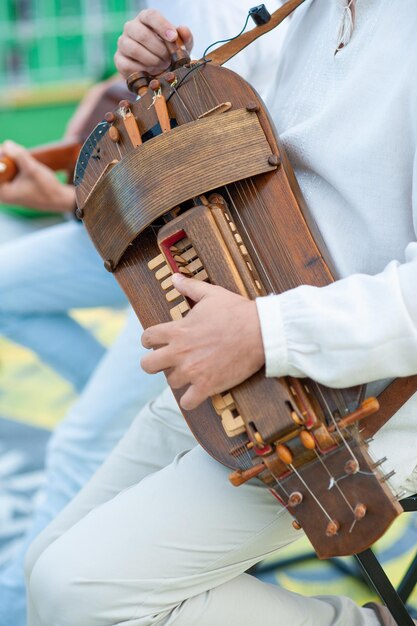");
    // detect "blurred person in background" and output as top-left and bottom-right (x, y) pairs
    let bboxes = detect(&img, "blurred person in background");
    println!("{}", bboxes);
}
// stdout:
(0, 3), (286, 625)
